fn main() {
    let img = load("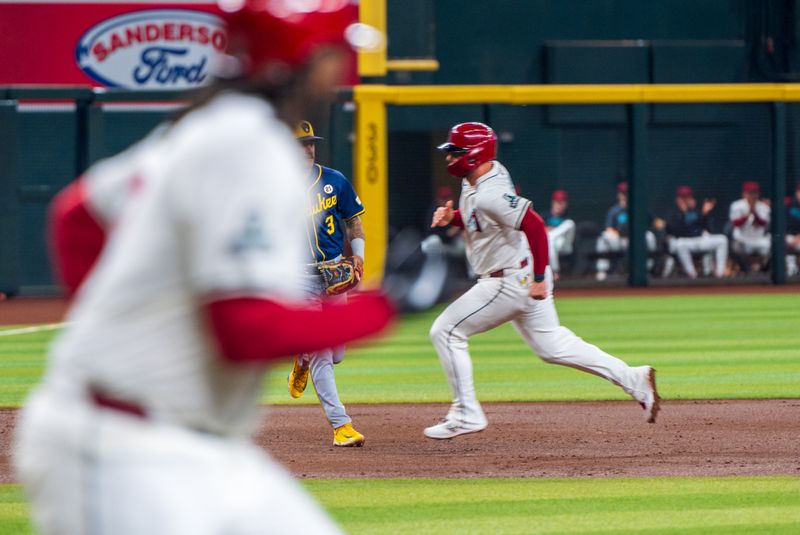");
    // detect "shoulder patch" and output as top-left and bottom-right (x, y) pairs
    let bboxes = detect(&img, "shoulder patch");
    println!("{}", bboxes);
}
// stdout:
(502, 193), (521, 209)
(323, 184), (334, 194)
(228, 211), (270, 254)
